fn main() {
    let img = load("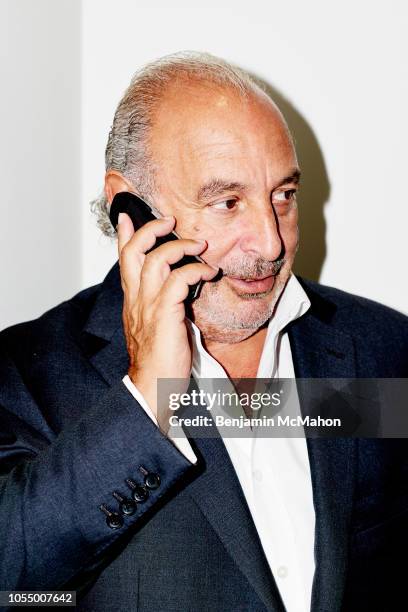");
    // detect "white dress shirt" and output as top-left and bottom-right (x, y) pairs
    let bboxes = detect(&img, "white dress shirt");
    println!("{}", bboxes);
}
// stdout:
(123, 273), (315, 612)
